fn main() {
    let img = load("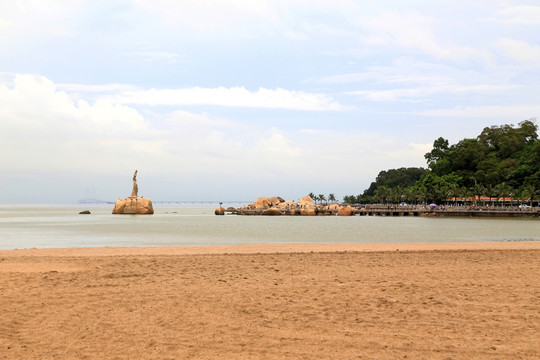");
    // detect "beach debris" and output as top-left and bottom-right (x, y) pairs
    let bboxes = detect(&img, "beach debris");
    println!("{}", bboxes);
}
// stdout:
(79, 210), (91, 214)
